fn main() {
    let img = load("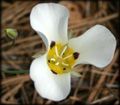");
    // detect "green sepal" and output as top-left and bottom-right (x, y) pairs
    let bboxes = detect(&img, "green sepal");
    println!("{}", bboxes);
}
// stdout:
(2, 69), (29, 74)
(5, 28), (18, 39)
